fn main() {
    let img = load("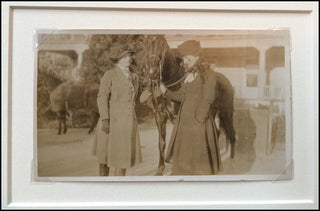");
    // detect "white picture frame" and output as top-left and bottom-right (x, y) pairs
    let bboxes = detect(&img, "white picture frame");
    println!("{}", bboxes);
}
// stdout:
(2, 2), (318, 209)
